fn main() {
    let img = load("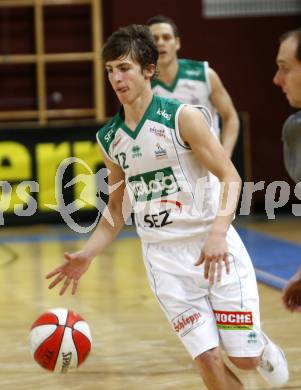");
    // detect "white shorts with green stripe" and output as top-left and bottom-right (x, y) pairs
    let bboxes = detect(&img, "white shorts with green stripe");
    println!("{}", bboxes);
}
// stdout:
(141, 226), (265, 359)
